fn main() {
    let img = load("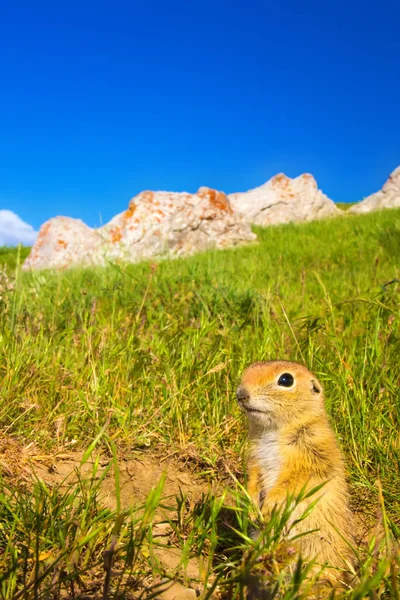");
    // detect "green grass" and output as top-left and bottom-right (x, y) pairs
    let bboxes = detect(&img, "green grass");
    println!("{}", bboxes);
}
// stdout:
(336, 203), (356, 211)
(0, 209), (399, 598)
(0, 246), (31, 271)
